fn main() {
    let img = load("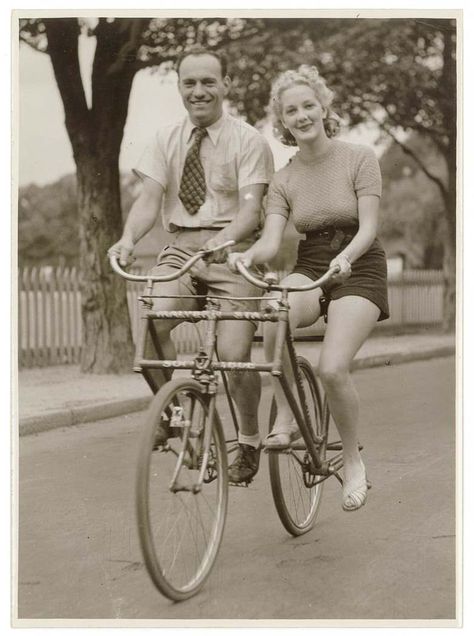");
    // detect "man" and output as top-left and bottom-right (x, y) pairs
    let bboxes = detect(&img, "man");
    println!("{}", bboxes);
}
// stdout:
(108, 46), (274, 484)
